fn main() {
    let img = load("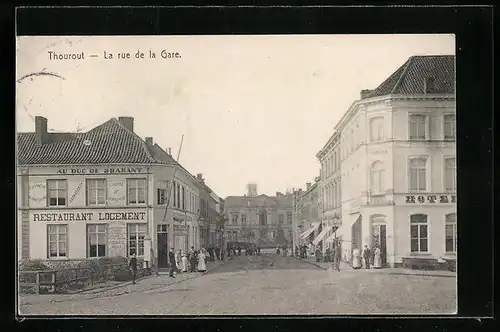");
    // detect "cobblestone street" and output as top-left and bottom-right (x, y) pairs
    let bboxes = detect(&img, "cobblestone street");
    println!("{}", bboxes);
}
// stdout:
(19, 254), (456, 315)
